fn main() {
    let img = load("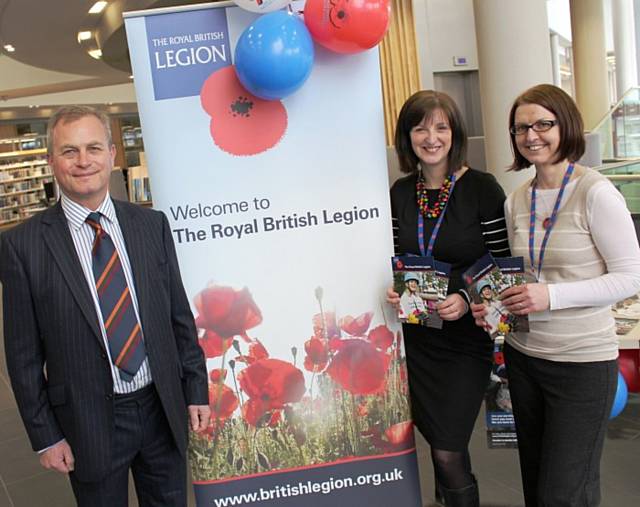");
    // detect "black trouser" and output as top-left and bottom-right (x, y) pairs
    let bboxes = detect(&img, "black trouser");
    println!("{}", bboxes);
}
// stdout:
(70, 385), (186, 507)
(504, 343), (617, 507)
